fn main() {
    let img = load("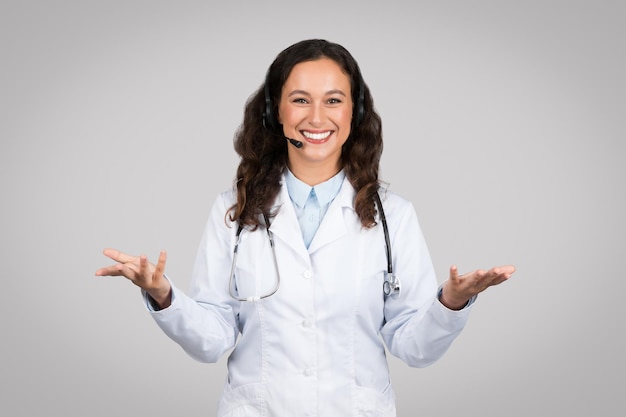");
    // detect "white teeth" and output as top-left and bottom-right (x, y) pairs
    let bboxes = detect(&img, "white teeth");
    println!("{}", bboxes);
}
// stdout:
(302, 131), (331, 140)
